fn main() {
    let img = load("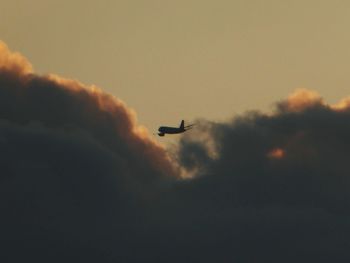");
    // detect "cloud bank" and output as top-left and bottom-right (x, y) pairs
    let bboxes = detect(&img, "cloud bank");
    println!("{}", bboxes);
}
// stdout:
(1, 42), (350, 262)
